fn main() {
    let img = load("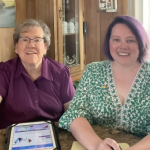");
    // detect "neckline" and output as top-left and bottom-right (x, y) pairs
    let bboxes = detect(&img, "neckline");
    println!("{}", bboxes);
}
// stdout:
(107, 60), (144, 106)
